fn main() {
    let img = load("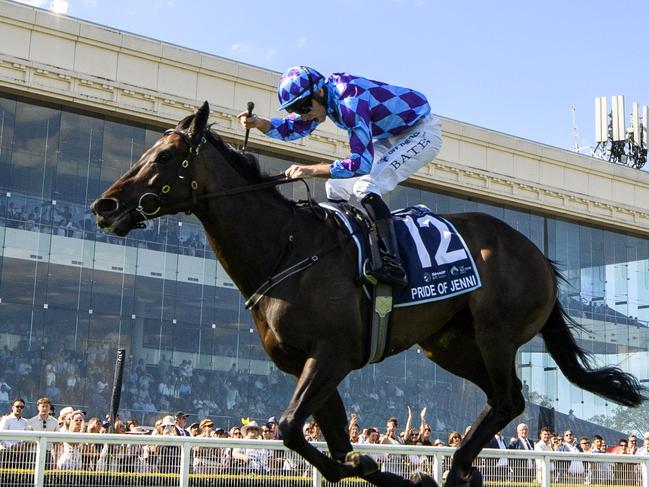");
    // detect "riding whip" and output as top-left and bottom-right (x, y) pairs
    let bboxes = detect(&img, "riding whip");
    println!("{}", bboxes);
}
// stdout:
(108, 348), (126, 433)
(242, 101), (254, 152)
